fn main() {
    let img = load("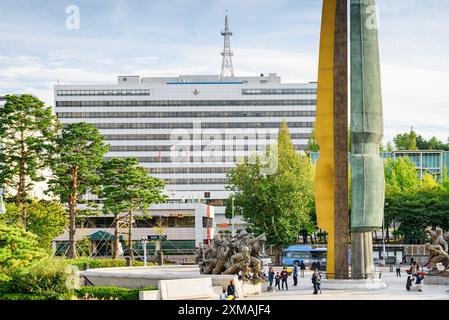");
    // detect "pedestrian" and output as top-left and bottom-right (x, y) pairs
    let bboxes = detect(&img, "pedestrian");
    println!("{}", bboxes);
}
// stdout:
(317, 271), (322, 294)
(415, 272), (425, 292)
(410, 261), (418, 276)
(410, 257), (414, 266)
(293, 262), (298, 286)
(316, 261), (322, 272)
(268, 267), (275, 288)
(312, 270), (320, 294)
(300, 260), (306, 278)
(275, 272), (281, 291)
(227, 280), (237, 300)
(280, 267), (289, 291)
(406, 275), (412, 291)
(395, 260), (401, 277)
(219, 287), (227, 300)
